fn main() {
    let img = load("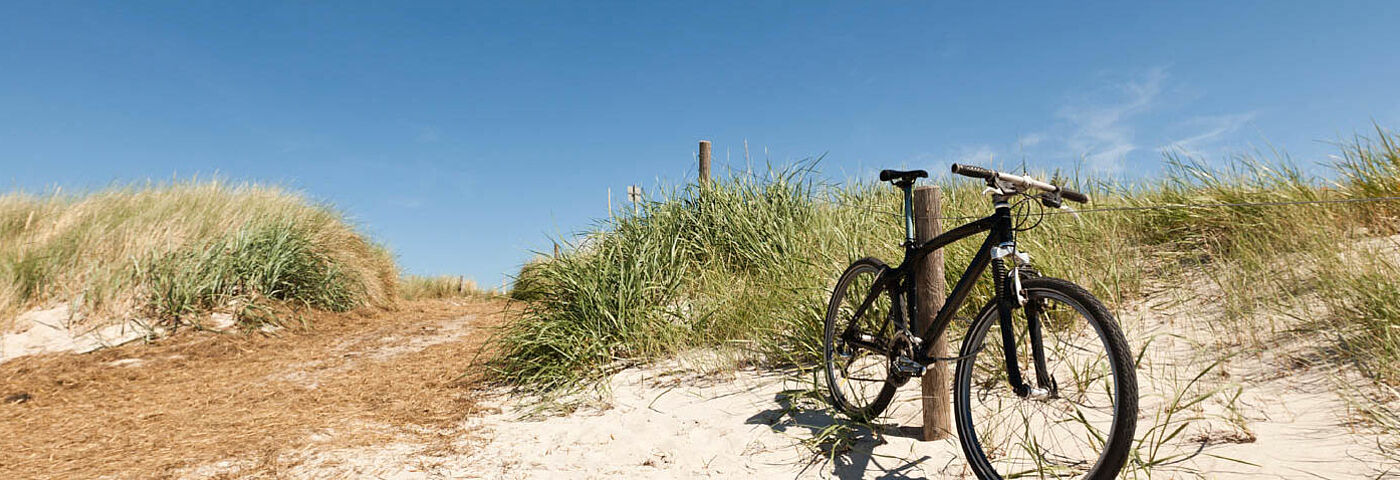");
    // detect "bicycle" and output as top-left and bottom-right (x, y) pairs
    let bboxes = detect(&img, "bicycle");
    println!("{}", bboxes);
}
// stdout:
(823, 164), (1138, 479)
